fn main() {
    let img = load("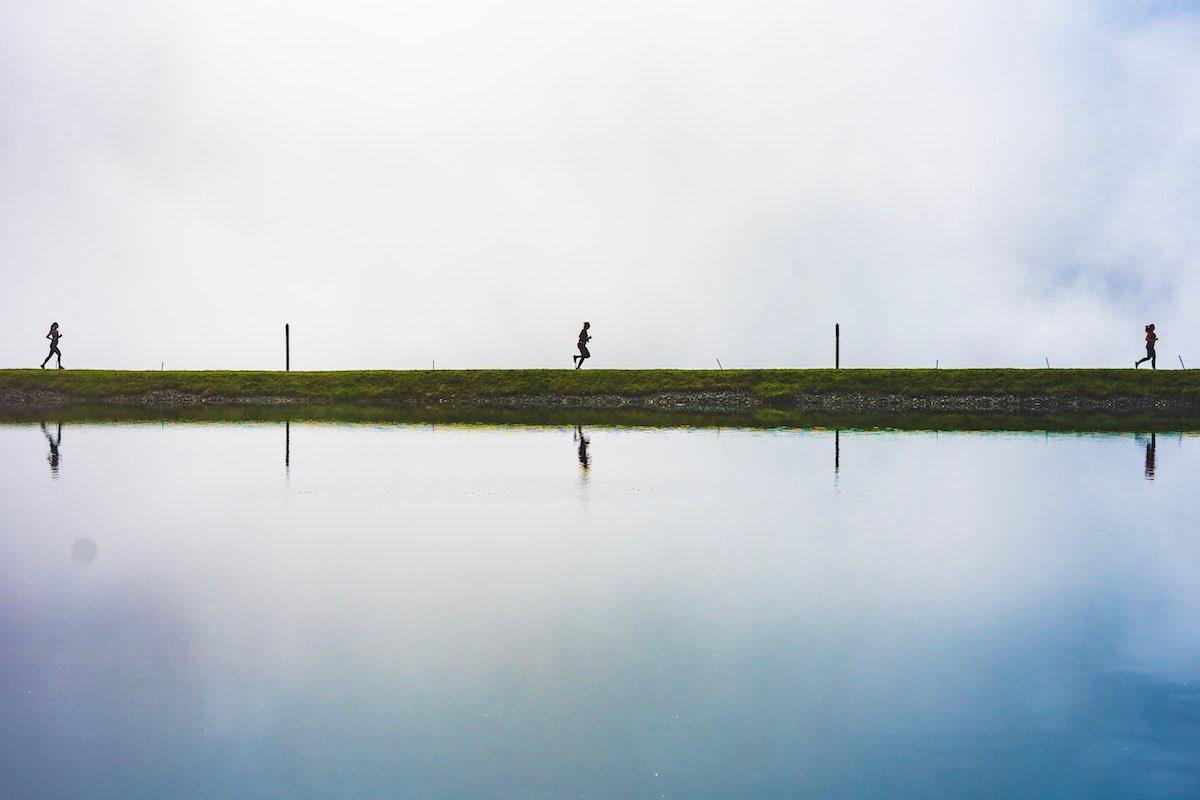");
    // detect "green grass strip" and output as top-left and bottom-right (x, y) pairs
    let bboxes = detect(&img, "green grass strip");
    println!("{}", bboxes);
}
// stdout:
(2, 367), (1198, 403)
(2, 369), (1200, 407)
